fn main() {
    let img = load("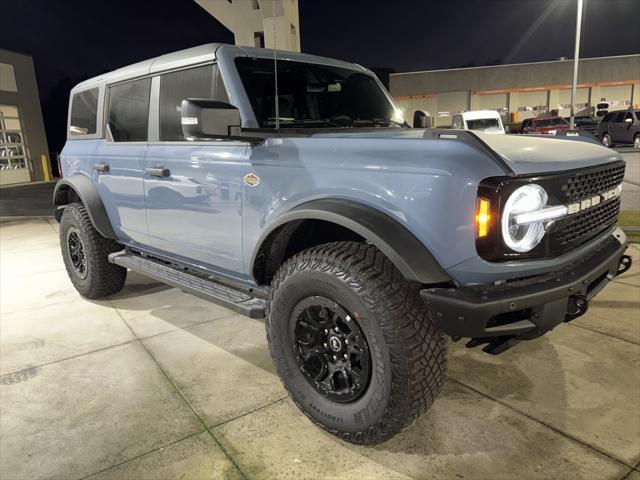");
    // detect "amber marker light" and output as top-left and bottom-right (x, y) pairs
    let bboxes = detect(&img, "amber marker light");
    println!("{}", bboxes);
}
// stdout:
(476, 198), (491, 238)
